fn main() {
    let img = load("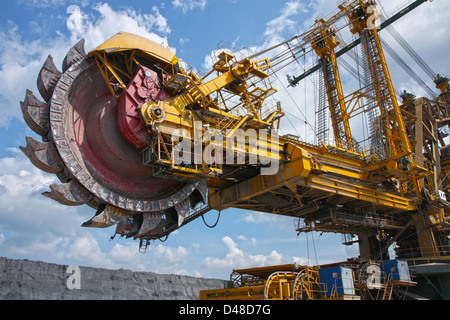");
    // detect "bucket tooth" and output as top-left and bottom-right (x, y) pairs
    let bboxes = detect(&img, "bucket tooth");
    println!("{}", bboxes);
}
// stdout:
(136, 212), (162, 237)
(189, 181), (207, 208)
(175, 198), (190, 226)
(62, 38), (86, 72)
(37, 55), (62, 102)
(115, 218), (133, 236)
(20, 136), (62, 174)
(127, 214), (143, 238)
(42, 180), (91, 206)
(20, 89), (49, 136)
(189, 190), (204, 208)
(82, 205), (130, 228)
